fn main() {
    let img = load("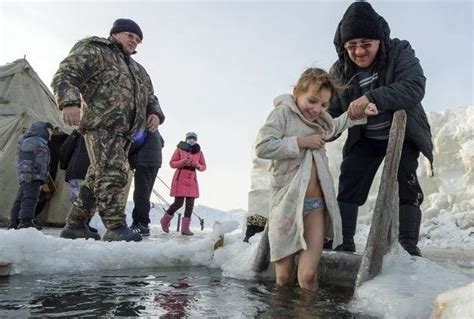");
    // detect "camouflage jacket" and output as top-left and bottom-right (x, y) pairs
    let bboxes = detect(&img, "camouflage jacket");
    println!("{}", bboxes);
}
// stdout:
(52, 36), (165, 139)
(16, 122), (51, 184)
